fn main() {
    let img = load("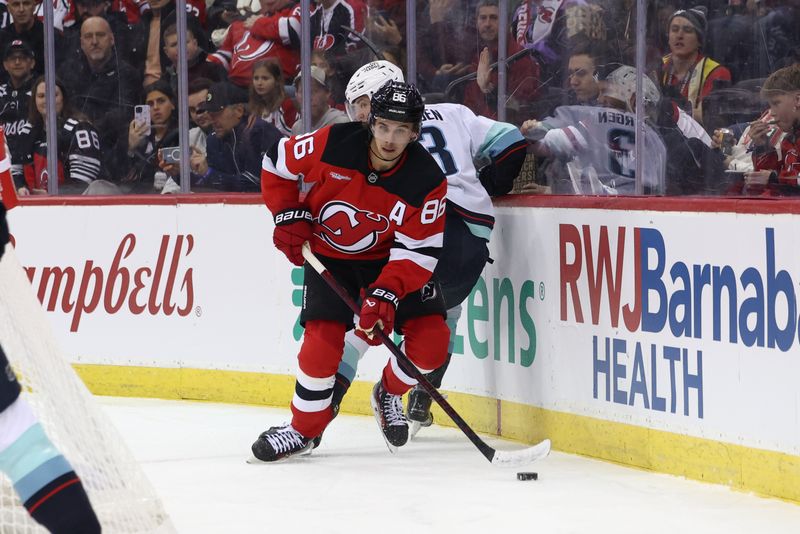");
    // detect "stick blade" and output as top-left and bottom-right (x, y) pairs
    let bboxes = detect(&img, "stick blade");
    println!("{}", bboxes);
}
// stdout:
(490, 439), (551, 469)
